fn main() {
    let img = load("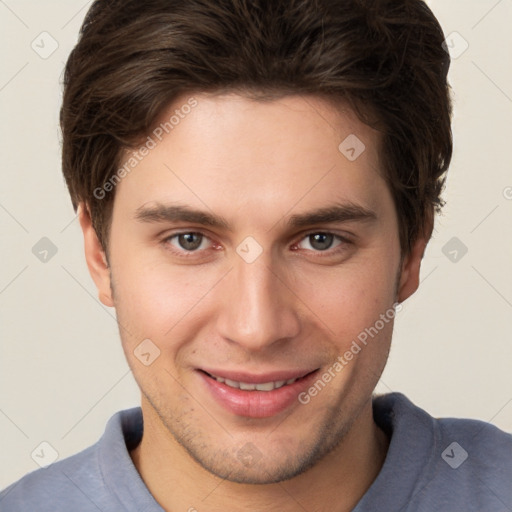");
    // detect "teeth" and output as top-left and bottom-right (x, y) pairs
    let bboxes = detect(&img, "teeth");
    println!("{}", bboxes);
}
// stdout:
(212, 375), (298, 391)
(255, 381), (274, 391)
